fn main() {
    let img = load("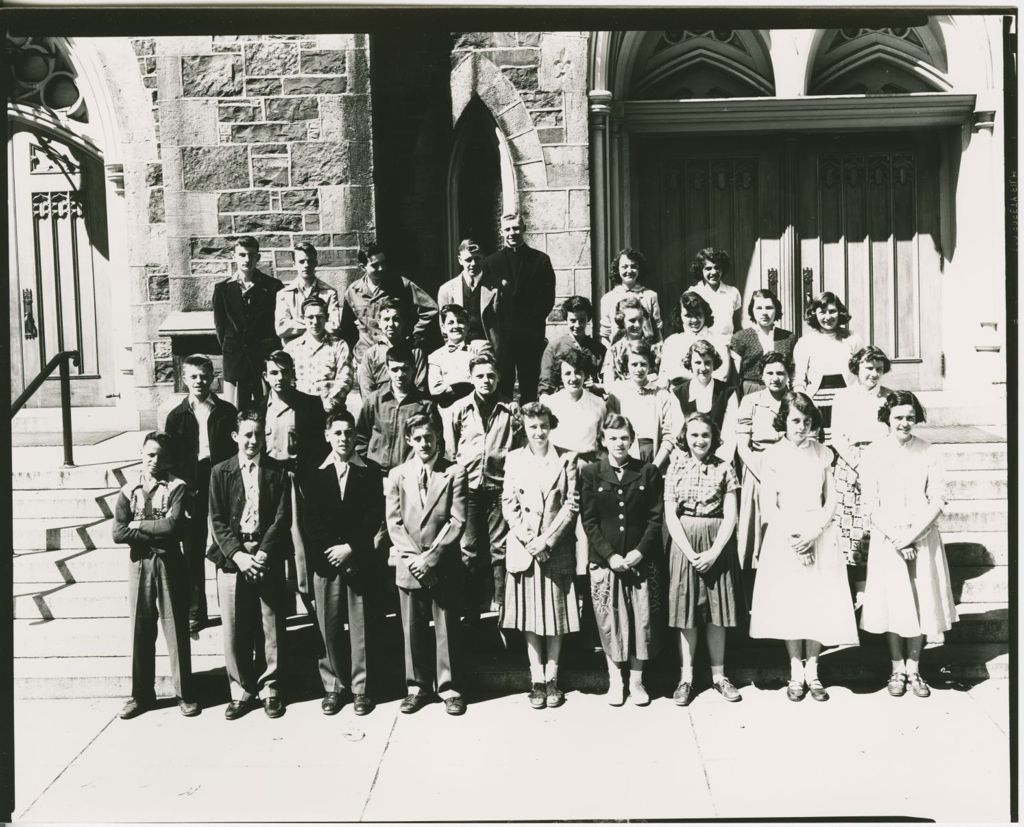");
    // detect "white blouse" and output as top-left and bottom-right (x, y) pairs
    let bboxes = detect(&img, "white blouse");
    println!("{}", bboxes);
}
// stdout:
(791, 330), (864, 395)
(657, 330), (731, 386)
